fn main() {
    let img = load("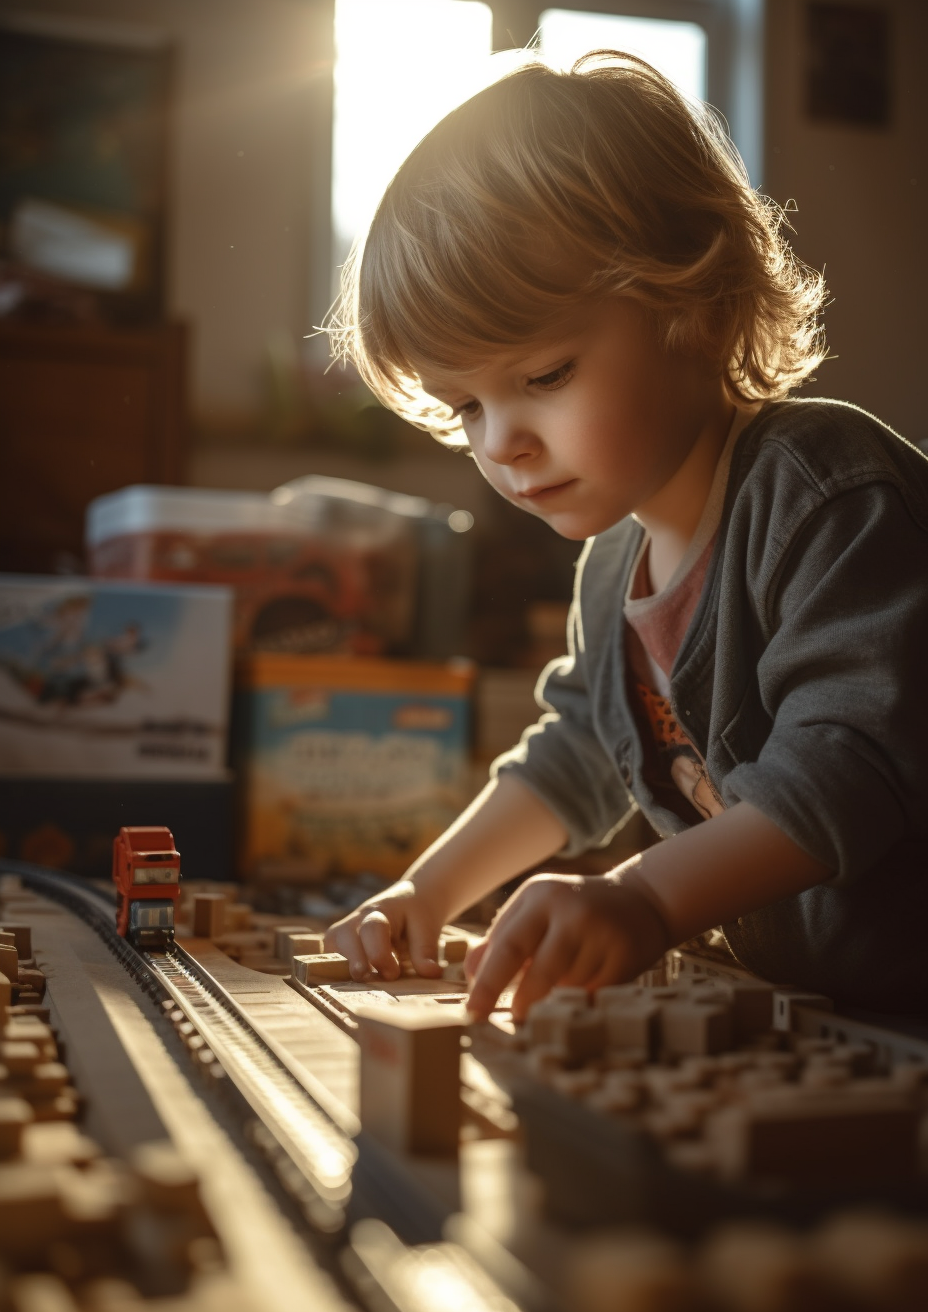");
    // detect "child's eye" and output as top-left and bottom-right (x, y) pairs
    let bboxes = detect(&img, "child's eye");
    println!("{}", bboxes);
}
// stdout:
(528, 361), (575, 390)
(451, 399), (481, 420)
